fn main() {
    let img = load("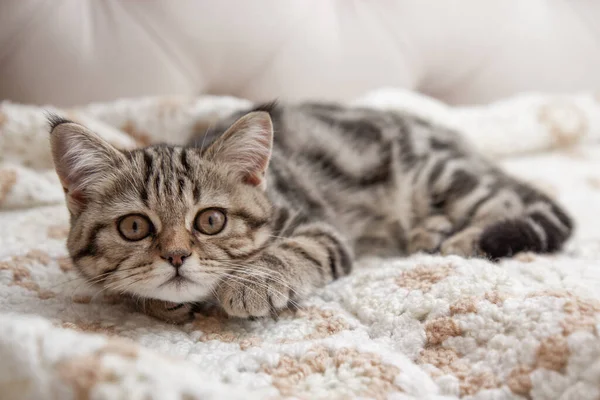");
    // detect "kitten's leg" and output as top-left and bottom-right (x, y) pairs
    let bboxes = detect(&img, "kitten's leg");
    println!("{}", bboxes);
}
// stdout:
(216, 222), (352, 318)
(137, 298), (196, 324)
(407, 214), (453, 254)
(418, 156), (573, 258)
